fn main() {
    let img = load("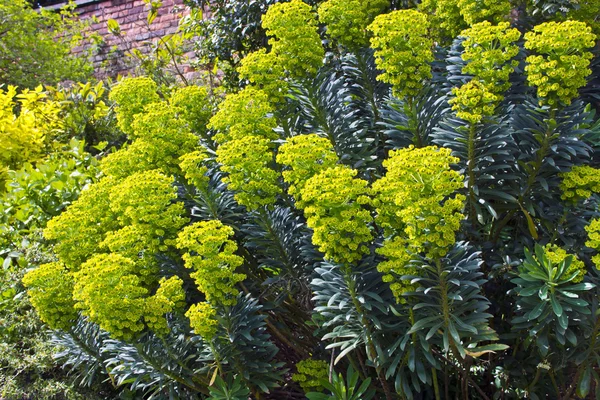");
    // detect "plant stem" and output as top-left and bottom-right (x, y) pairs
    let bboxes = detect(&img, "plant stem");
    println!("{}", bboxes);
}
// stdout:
(490, 109), (557, 242)
(562, 315), (600, 399)
(467, 123), (478, 230)
(343, 264), (394, 400)
(432, 367), (441, 400)
(549, 370), (560, 397)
